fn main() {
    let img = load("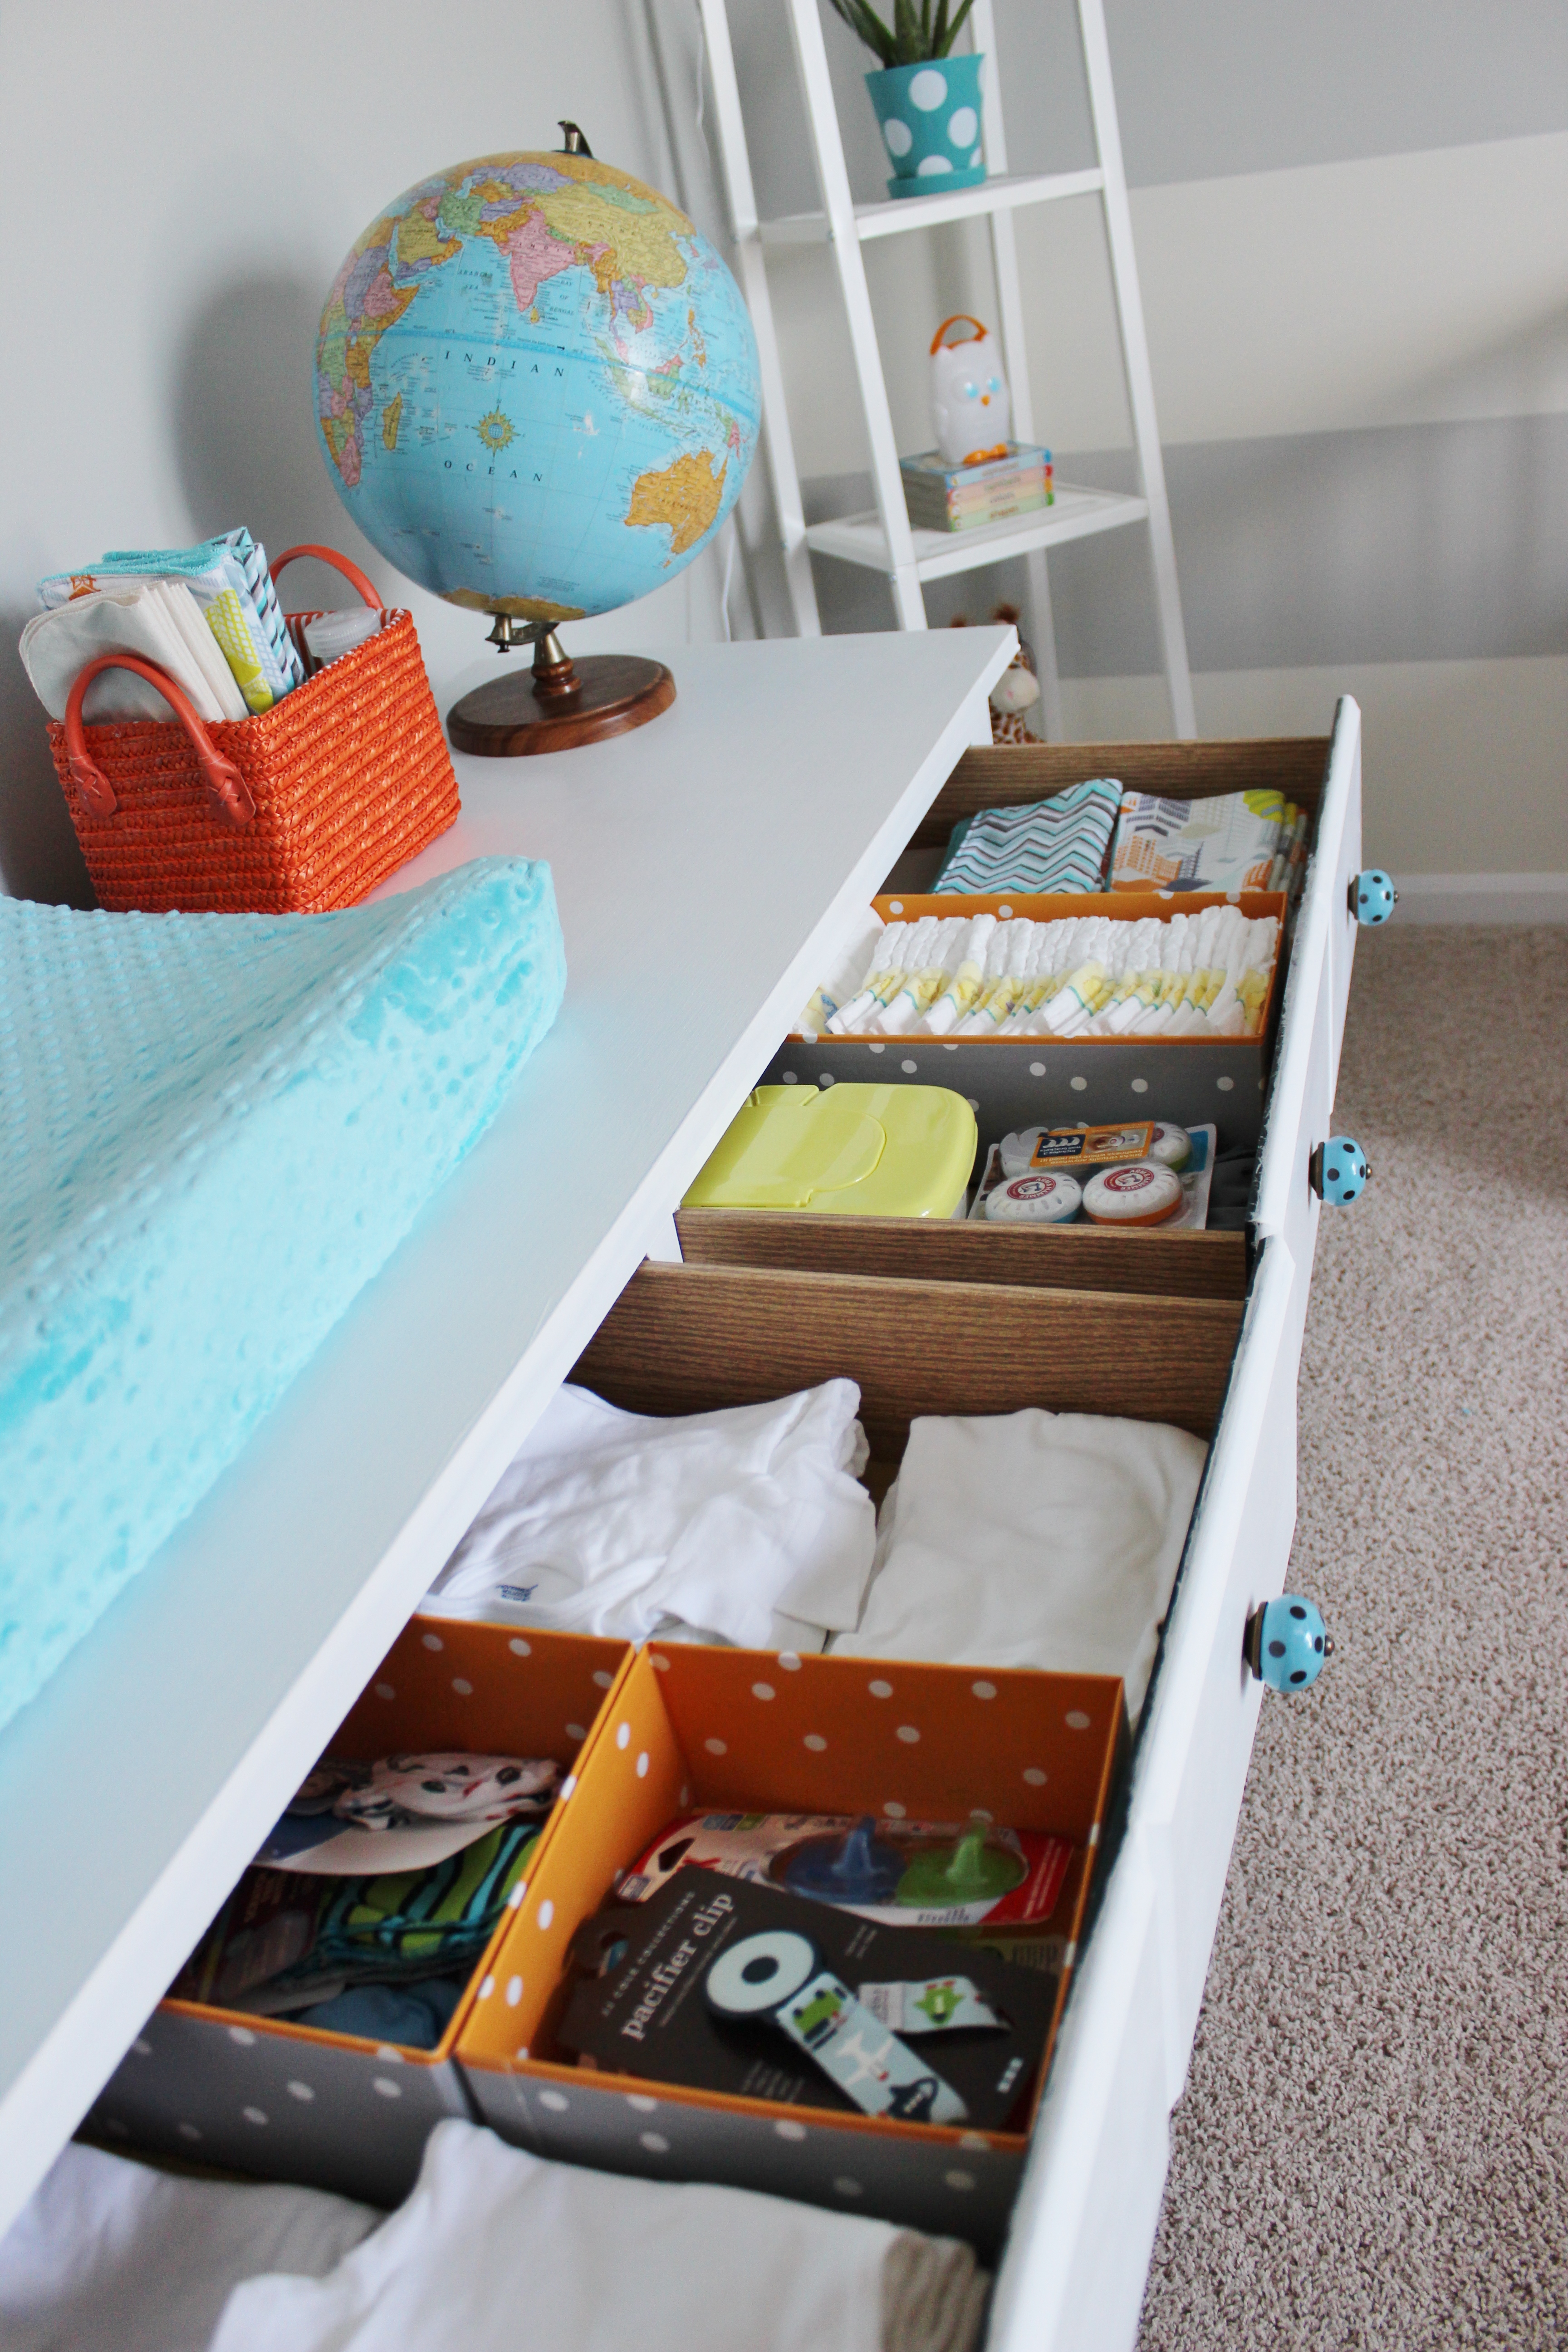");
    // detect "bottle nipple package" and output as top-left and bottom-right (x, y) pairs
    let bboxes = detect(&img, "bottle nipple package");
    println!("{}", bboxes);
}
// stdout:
(617, 1809), (1072, 1931)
